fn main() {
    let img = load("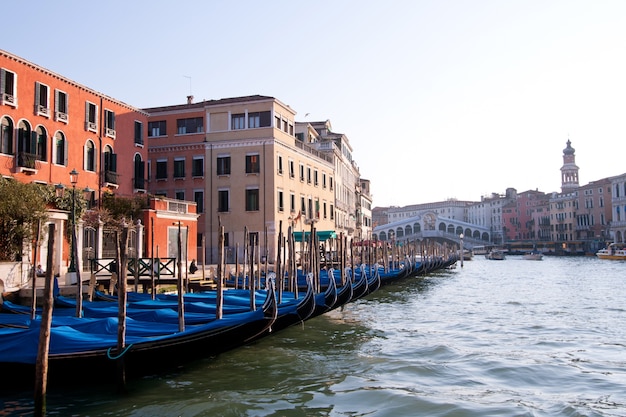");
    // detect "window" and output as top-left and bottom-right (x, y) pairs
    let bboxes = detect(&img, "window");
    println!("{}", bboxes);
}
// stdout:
(300, 196), (306, 216)
(307, 167), (311, 184)
(1, 68), (17, 106)
(249, 232), (259, 247)
(134, 121), (143, 145)
(314, 170), (318, 186)
(330, 204), (334, 220)
(156, 159), (167, 179)
(231, 113), (245, 130)
(246, 154), (260, 174)
(329, 176), (334, 190)
(103, 145), (117, 184)
(175, 190), (185, 200)
(17, 121), (34, 168)
(34, 82), (49, 117)
(54, 132), (66, 165)
(174, 158), (185, 178)
(85, 101), (98, 132)
(277, 155), (283, 174)
(55, 89), (68, 122)
(289, 160), (295, 178)
(248, 111), (271, 128)
(148, 120), (166, 137)
(192, 157), (204, 177)
(1, 116), (13, 154)
(217, 156), (231, 175)
(322, 173), (327, 189)
(194, 190), (204, 213)
(104, 109), (116, 137)
(299, 164), (305, 181)
(177, 117), (203, 134)
(218, 189), (229, 212)
(246, 188), (260, 211)
(278, 190), (284, 212)
(323, 202), (327, 219)
(35, 126), (47, 161)
(85, 140), (96, 172)
(134, 154), (145, 189)
(290, 193), (295, 213)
